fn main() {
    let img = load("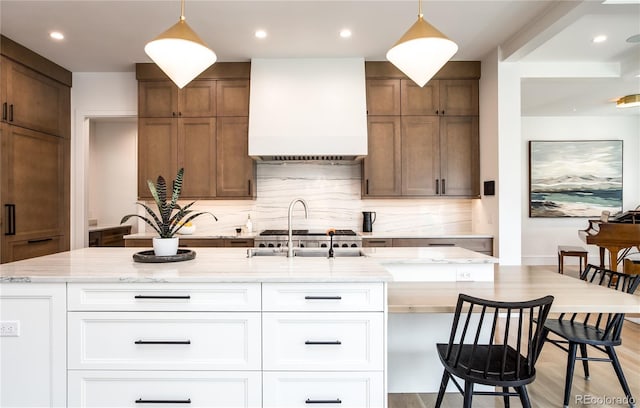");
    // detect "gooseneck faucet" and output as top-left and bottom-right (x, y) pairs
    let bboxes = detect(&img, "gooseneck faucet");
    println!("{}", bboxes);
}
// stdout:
(287, 198), (308, 257)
